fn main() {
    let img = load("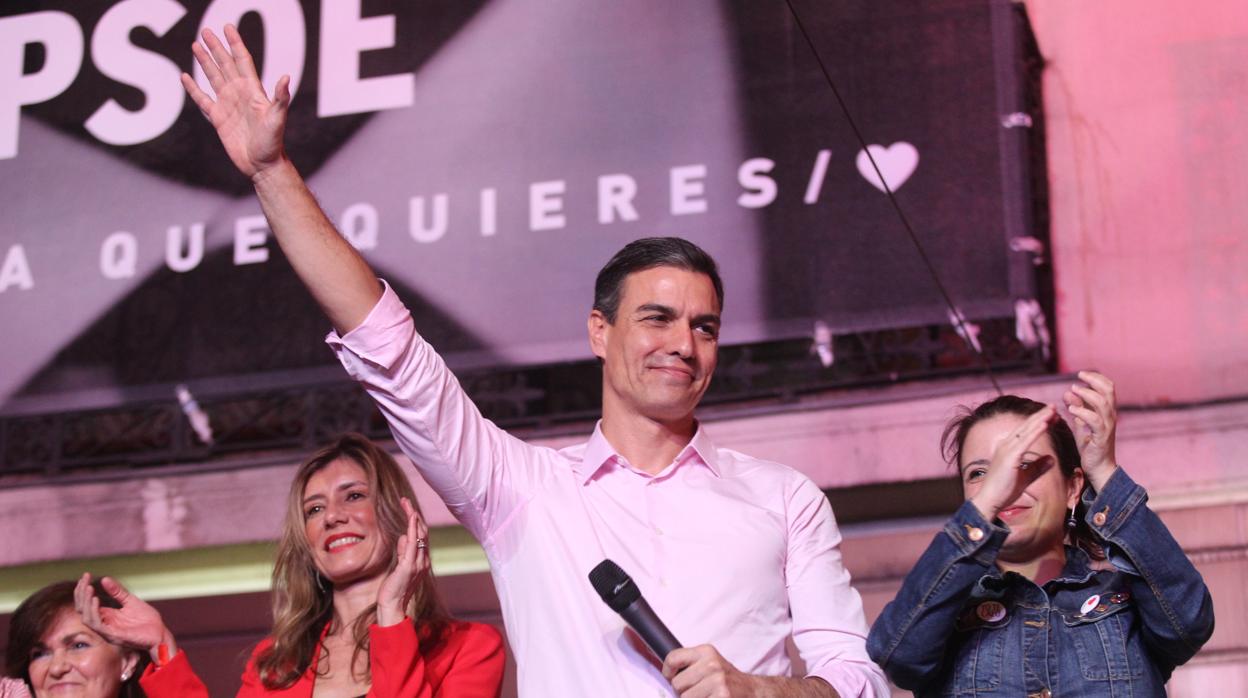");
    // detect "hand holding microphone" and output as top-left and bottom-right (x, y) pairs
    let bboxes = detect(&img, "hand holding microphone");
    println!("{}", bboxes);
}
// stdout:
(589, 559), (682, 660)
(589, 560), (763, 697)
